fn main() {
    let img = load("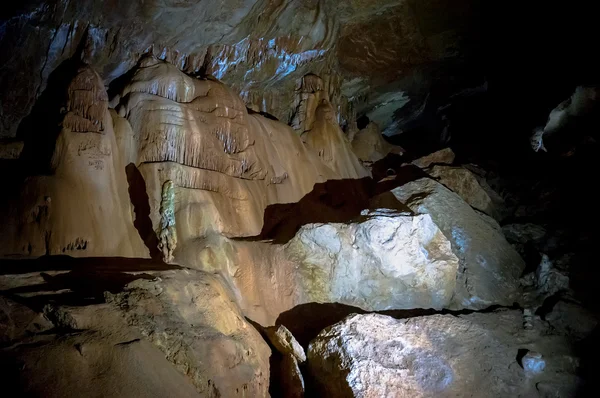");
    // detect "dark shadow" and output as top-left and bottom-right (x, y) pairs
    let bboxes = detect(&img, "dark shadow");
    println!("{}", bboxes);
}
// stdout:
(125, 163), (161, 260)
(244, 317), (283, 397)
(16, 36), (88, 176)
(576, 325), (600, 397)
(0, 256), (179, 311)
(515, 348), (529, 368)
(243, 177), (374, 244)
(246, 107), (279, 121)
(241, 166), (438, 244)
